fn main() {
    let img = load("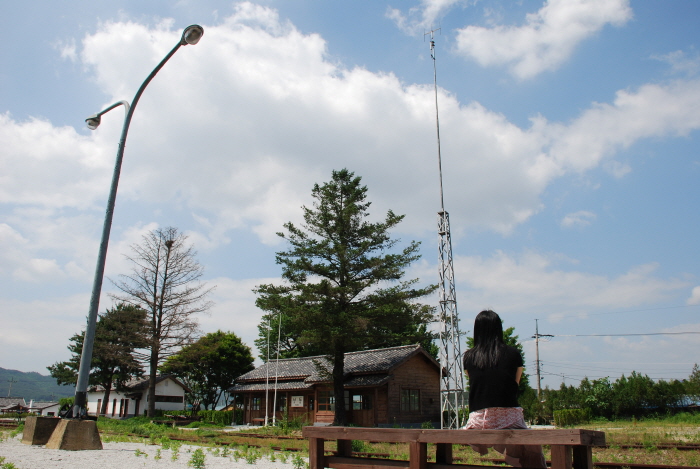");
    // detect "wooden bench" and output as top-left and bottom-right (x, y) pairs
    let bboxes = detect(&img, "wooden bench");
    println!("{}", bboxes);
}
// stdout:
(302, 426), (605, 469)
